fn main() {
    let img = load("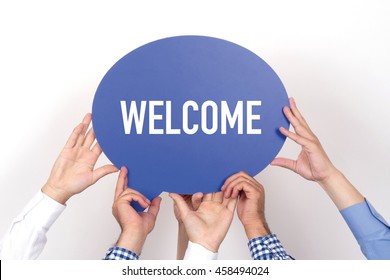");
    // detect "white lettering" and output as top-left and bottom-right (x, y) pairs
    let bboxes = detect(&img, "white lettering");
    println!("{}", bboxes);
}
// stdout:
(221, 101), (243, 134)
(120, 100), (262, 135)
(166, 101), (181, 134)
(183, 101), (199, 135)
(120, 100), (146, 134)
(247, 100), (262, 134)
(201, 101), (218, 135)
(149, 101), (164, 134)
